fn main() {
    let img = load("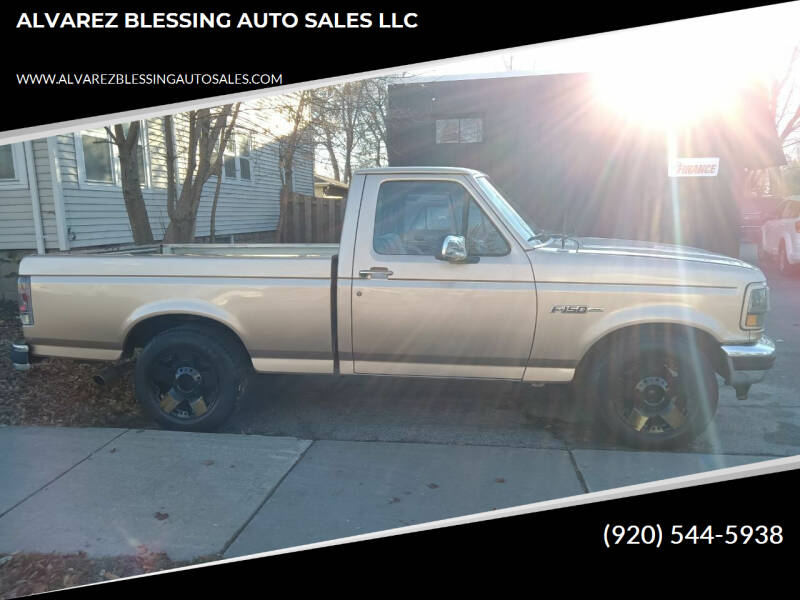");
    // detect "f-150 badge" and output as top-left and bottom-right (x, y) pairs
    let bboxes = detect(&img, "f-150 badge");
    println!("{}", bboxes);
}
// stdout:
(550, 305), (604, 314)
